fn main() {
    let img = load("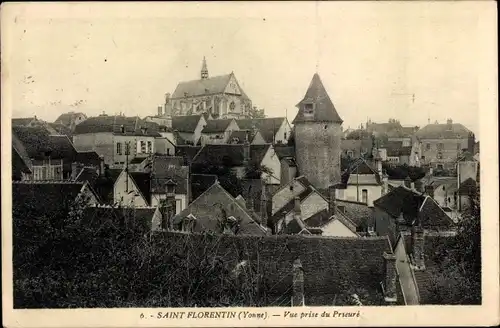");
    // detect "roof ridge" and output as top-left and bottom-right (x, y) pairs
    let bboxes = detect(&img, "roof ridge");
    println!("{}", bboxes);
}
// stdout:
(13, 180), (84, 184)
